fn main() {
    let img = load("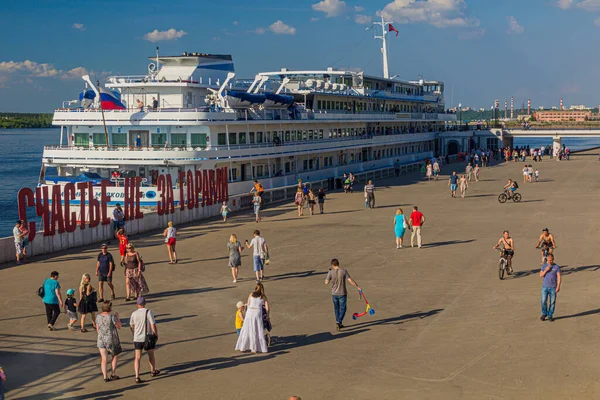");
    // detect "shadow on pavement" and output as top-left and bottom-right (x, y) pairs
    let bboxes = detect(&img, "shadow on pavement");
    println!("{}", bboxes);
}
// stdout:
(512, 264), (599, 279)
(555, 308), (600, 320)
(422, 240), (475, 248)
(344, 309), (443, 331)
(145, 286), (234, 300)
(160, 351), (287, 376)
(264, 270), (328, 282)
(13, 382), (148, 400)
